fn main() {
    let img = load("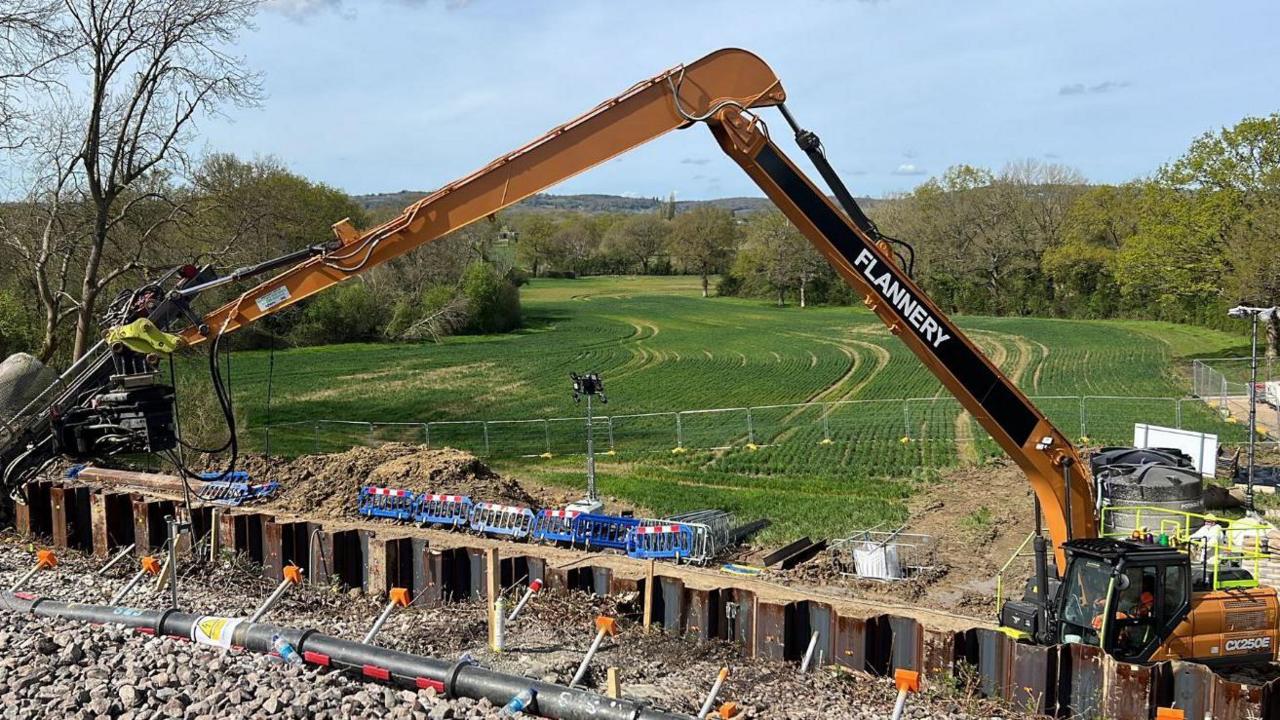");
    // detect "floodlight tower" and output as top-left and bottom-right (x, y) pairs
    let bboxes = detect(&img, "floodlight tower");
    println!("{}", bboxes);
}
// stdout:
(569, 372), (607, 514)
(1228, 305), (1278, 512)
